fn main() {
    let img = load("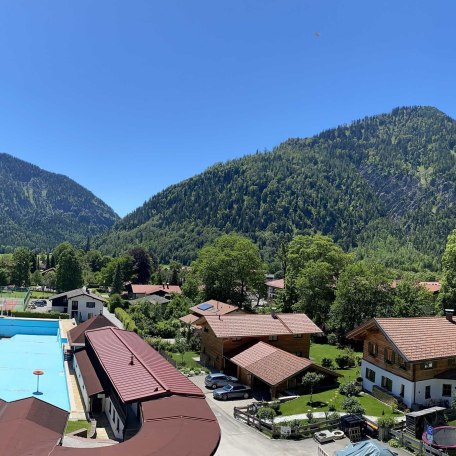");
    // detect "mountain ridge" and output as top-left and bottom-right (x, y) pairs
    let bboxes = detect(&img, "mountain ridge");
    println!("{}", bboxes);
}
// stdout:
(97, 106), (456, 270)
(0, 152), (119, 251)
